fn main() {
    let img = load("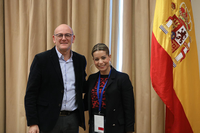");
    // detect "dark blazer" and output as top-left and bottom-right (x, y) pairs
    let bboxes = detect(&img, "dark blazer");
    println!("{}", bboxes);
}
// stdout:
(24, 46), (87, 132)
(85, 67), (135, 133)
